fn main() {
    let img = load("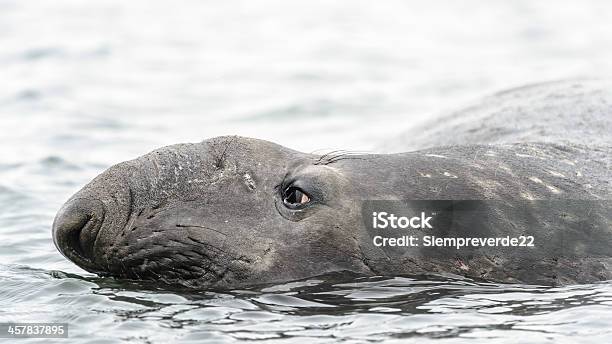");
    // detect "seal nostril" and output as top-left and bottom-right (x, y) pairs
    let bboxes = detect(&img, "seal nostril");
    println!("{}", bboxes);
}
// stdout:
(65, 214), (92, 259)
(52, 197), (105, 271)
